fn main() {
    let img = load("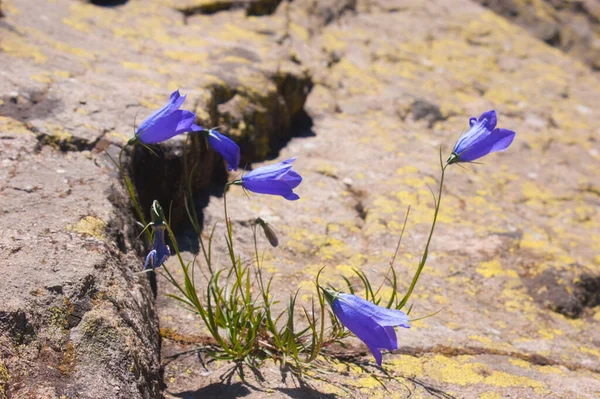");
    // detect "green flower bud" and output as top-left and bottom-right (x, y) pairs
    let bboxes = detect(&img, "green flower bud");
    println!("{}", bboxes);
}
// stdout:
(256, 217), (279, 247)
